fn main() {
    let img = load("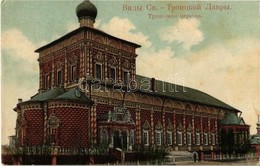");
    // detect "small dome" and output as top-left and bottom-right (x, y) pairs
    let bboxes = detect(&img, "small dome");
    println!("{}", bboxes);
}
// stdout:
(76, 0), (97, 21)
(220, 113), (245, 125)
